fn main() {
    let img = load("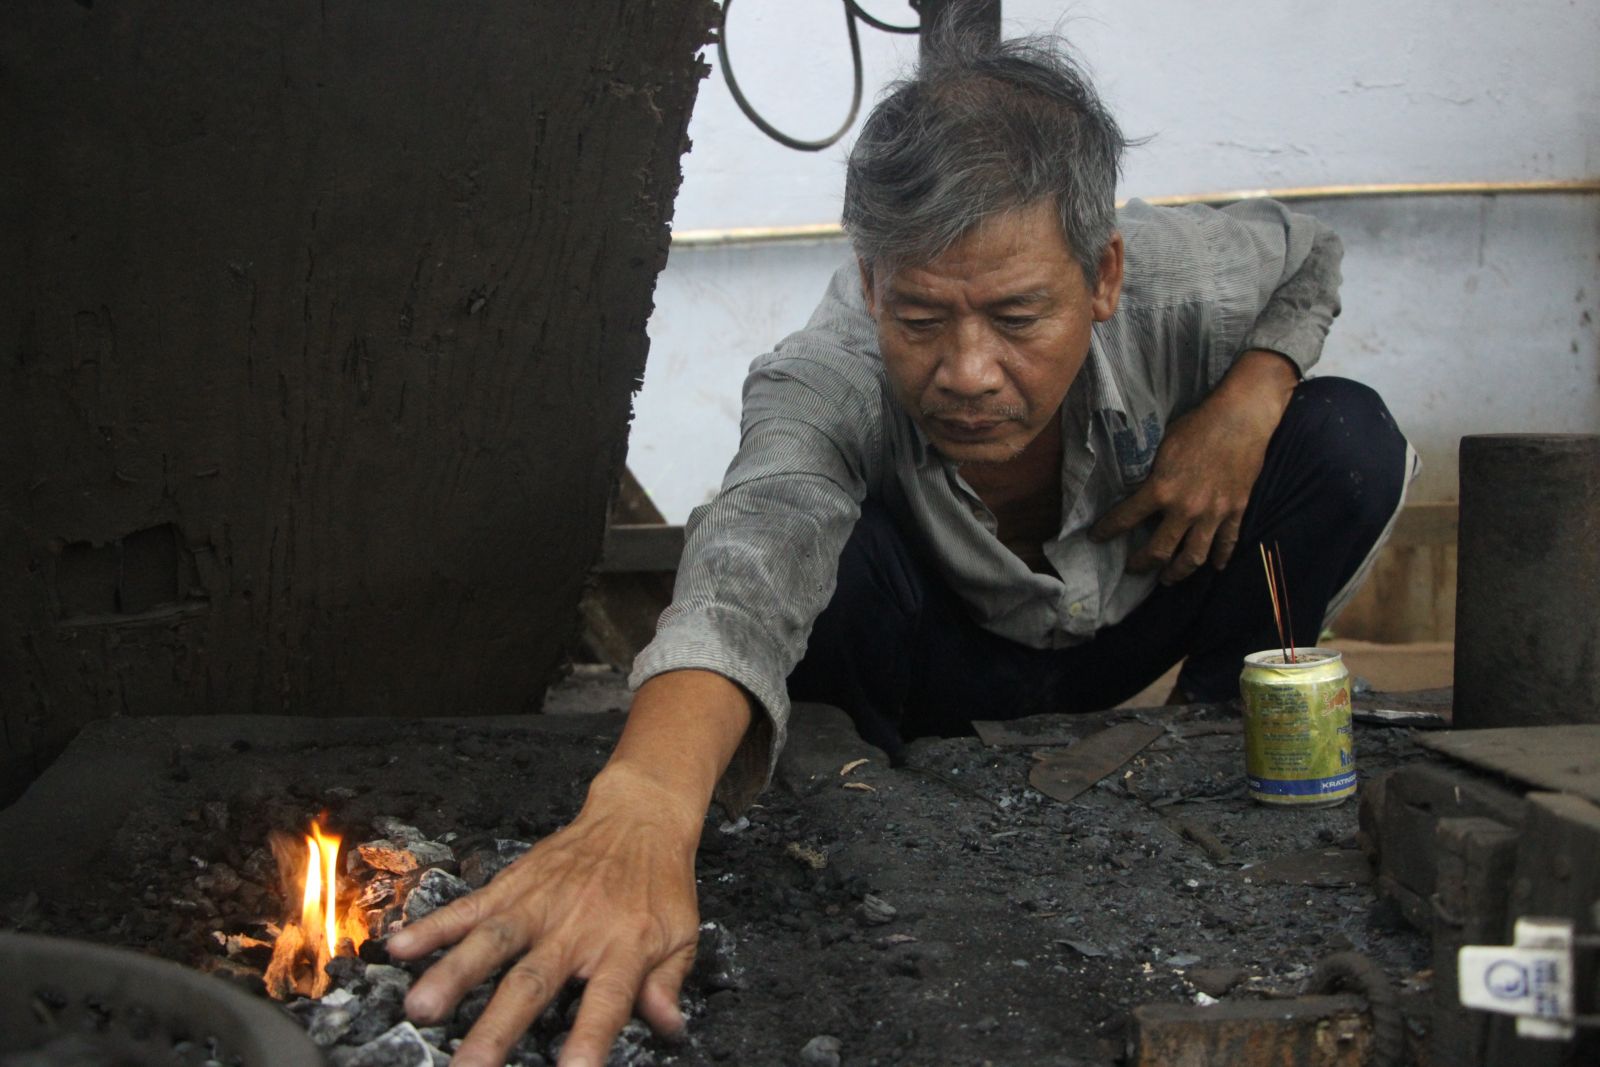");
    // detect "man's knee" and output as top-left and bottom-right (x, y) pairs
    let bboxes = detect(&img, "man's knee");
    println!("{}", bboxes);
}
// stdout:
(1281, 377), (1408, 525)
